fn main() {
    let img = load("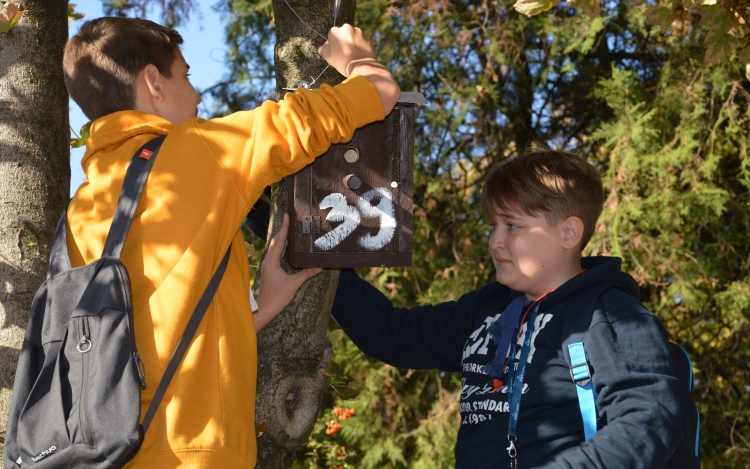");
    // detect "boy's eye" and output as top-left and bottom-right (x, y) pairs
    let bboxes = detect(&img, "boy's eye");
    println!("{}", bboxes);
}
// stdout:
(507, 223), (519, 230)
